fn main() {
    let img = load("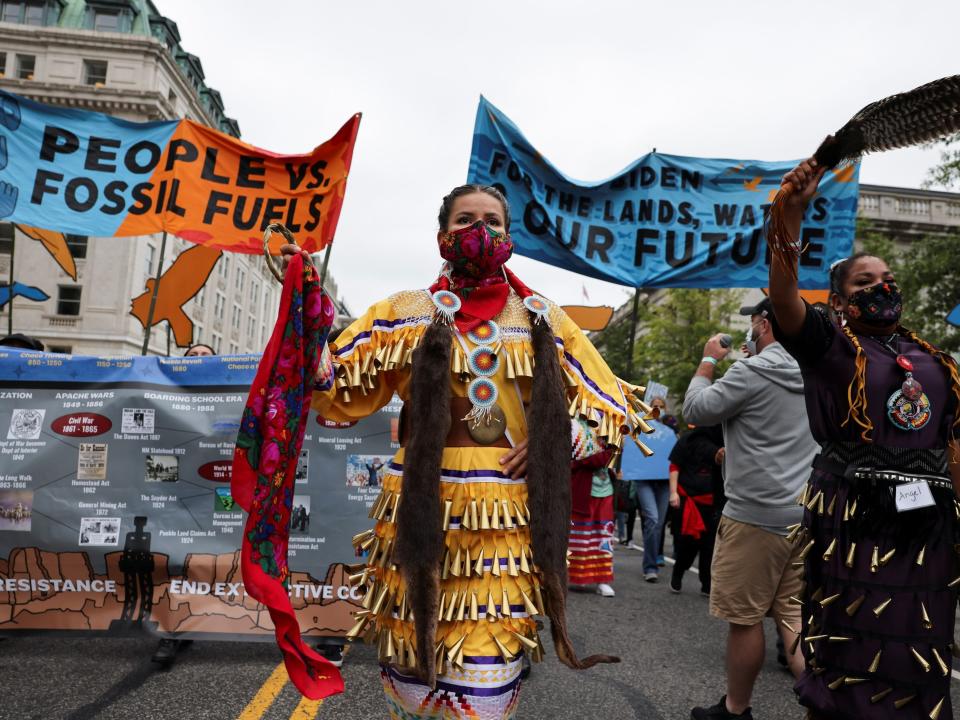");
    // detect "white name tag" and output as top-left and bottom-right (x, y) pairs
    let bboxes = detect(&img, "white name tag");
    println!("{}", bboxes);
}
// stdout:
(894, 481), (936, 512)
